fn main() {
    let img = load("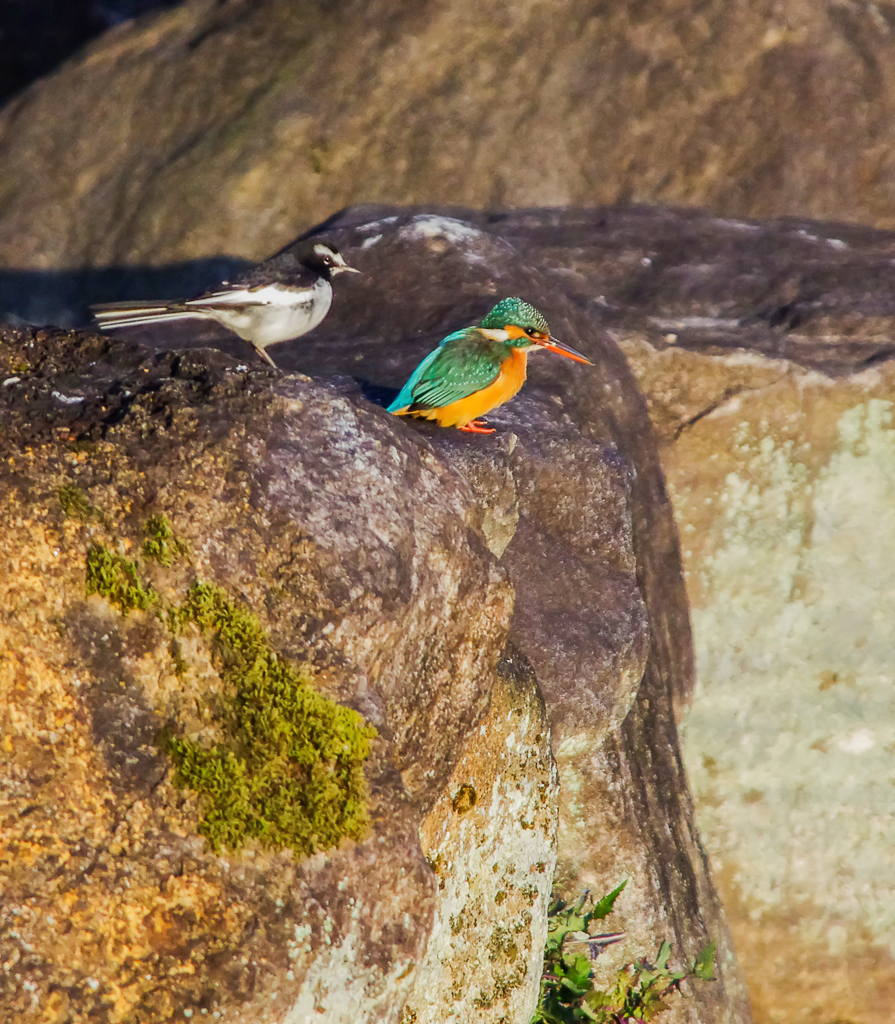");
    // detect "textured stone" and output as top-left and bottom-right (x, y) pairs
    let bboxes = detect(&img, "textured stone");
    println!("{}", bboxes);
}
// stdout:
(245, 208), (750, 1024)
(291, 204), (895, 1024)
(0, 0), (154, 105)
(0, 330), (515, 1023)
(8, 2), (895, 322)
(623, 343), (895, 1024)
(468, 203), (895, 1024)
(0, 206), (751, 1024)
(461, 203), (895, 1024)
(407, 648), (558, 1024)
